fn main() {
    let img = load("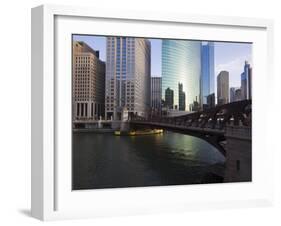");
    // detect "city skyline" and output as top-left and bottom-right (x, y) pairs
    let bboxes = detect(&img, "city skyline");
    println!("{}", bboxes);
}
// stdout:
(73, 35), (252, 92)
(73, 35), (252, 116)
(72, 36), (252, 189)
